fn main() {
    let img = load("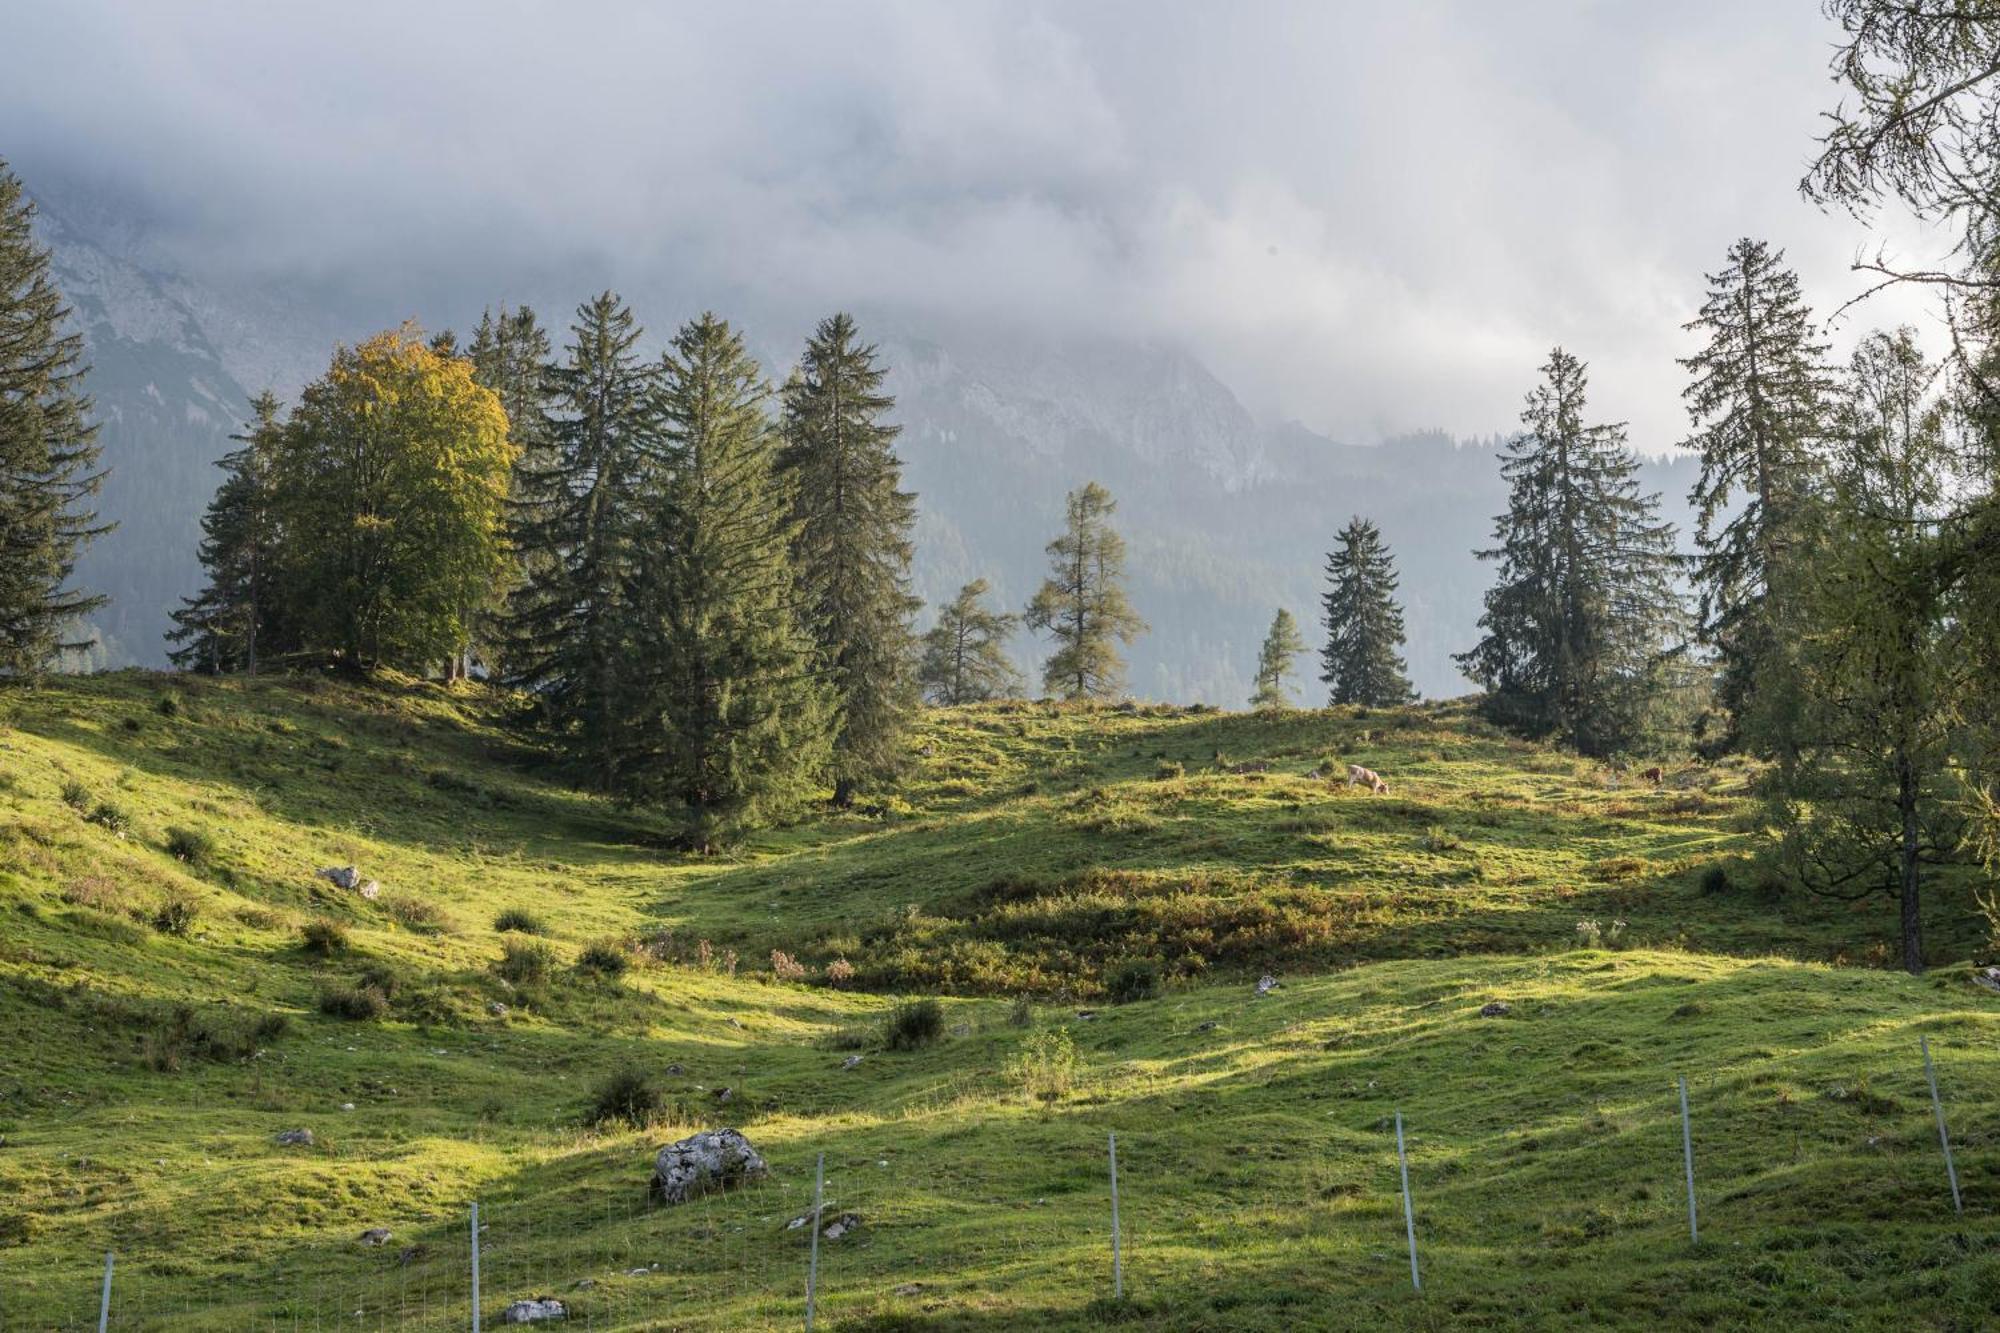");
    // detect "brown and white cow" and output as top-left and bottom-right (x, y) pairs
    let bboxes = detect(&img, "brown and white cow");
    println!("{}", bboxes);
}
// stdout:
(1345, 763), (1389, 795)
